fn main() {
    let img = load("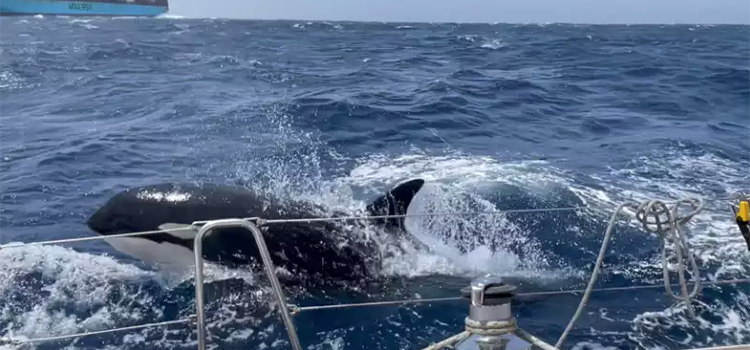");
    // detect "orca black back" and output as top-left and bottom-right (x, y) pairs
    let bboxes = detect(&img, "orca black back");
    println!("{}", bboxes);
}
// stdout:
(87, 179), (426, 285)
